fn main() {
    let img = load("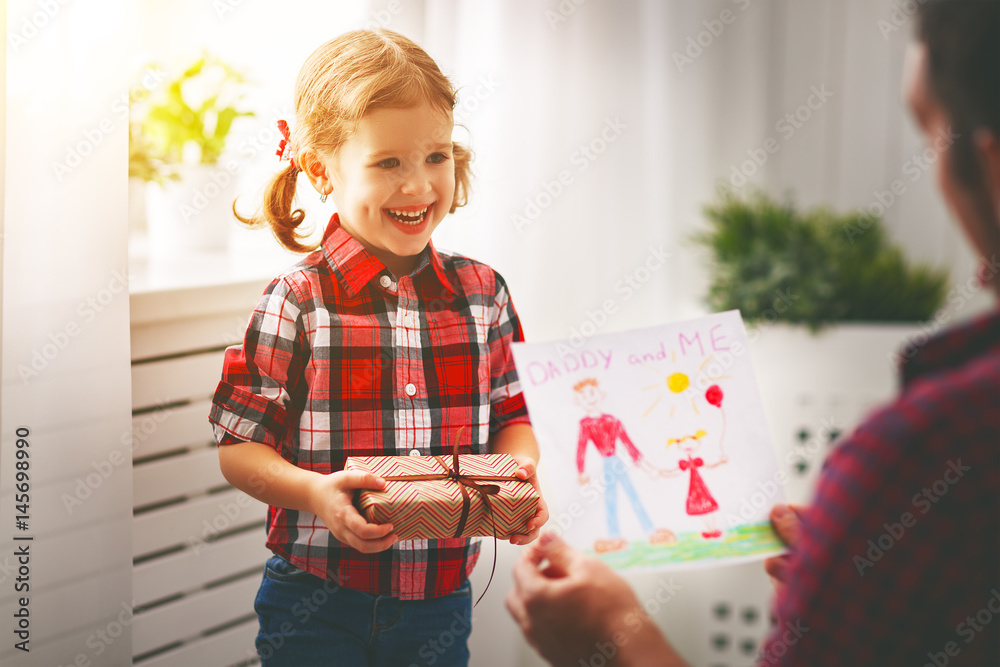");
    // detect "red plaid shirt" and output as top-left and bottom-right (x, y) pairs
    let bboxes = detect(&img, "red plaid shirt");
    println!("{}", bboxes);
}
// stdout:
(209, 214), (530, 600)
(760, 309), (1000, 666)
